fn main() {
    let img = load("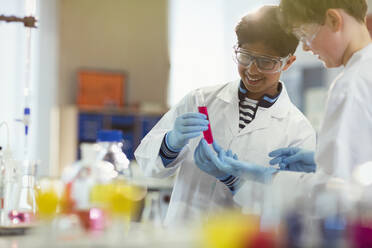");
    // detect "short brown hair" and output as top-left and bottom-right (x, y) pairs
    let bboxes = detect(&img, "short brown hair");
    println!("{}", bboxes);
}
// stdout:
(235, 5), (299, 57)
(279, 0), (368, 29)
